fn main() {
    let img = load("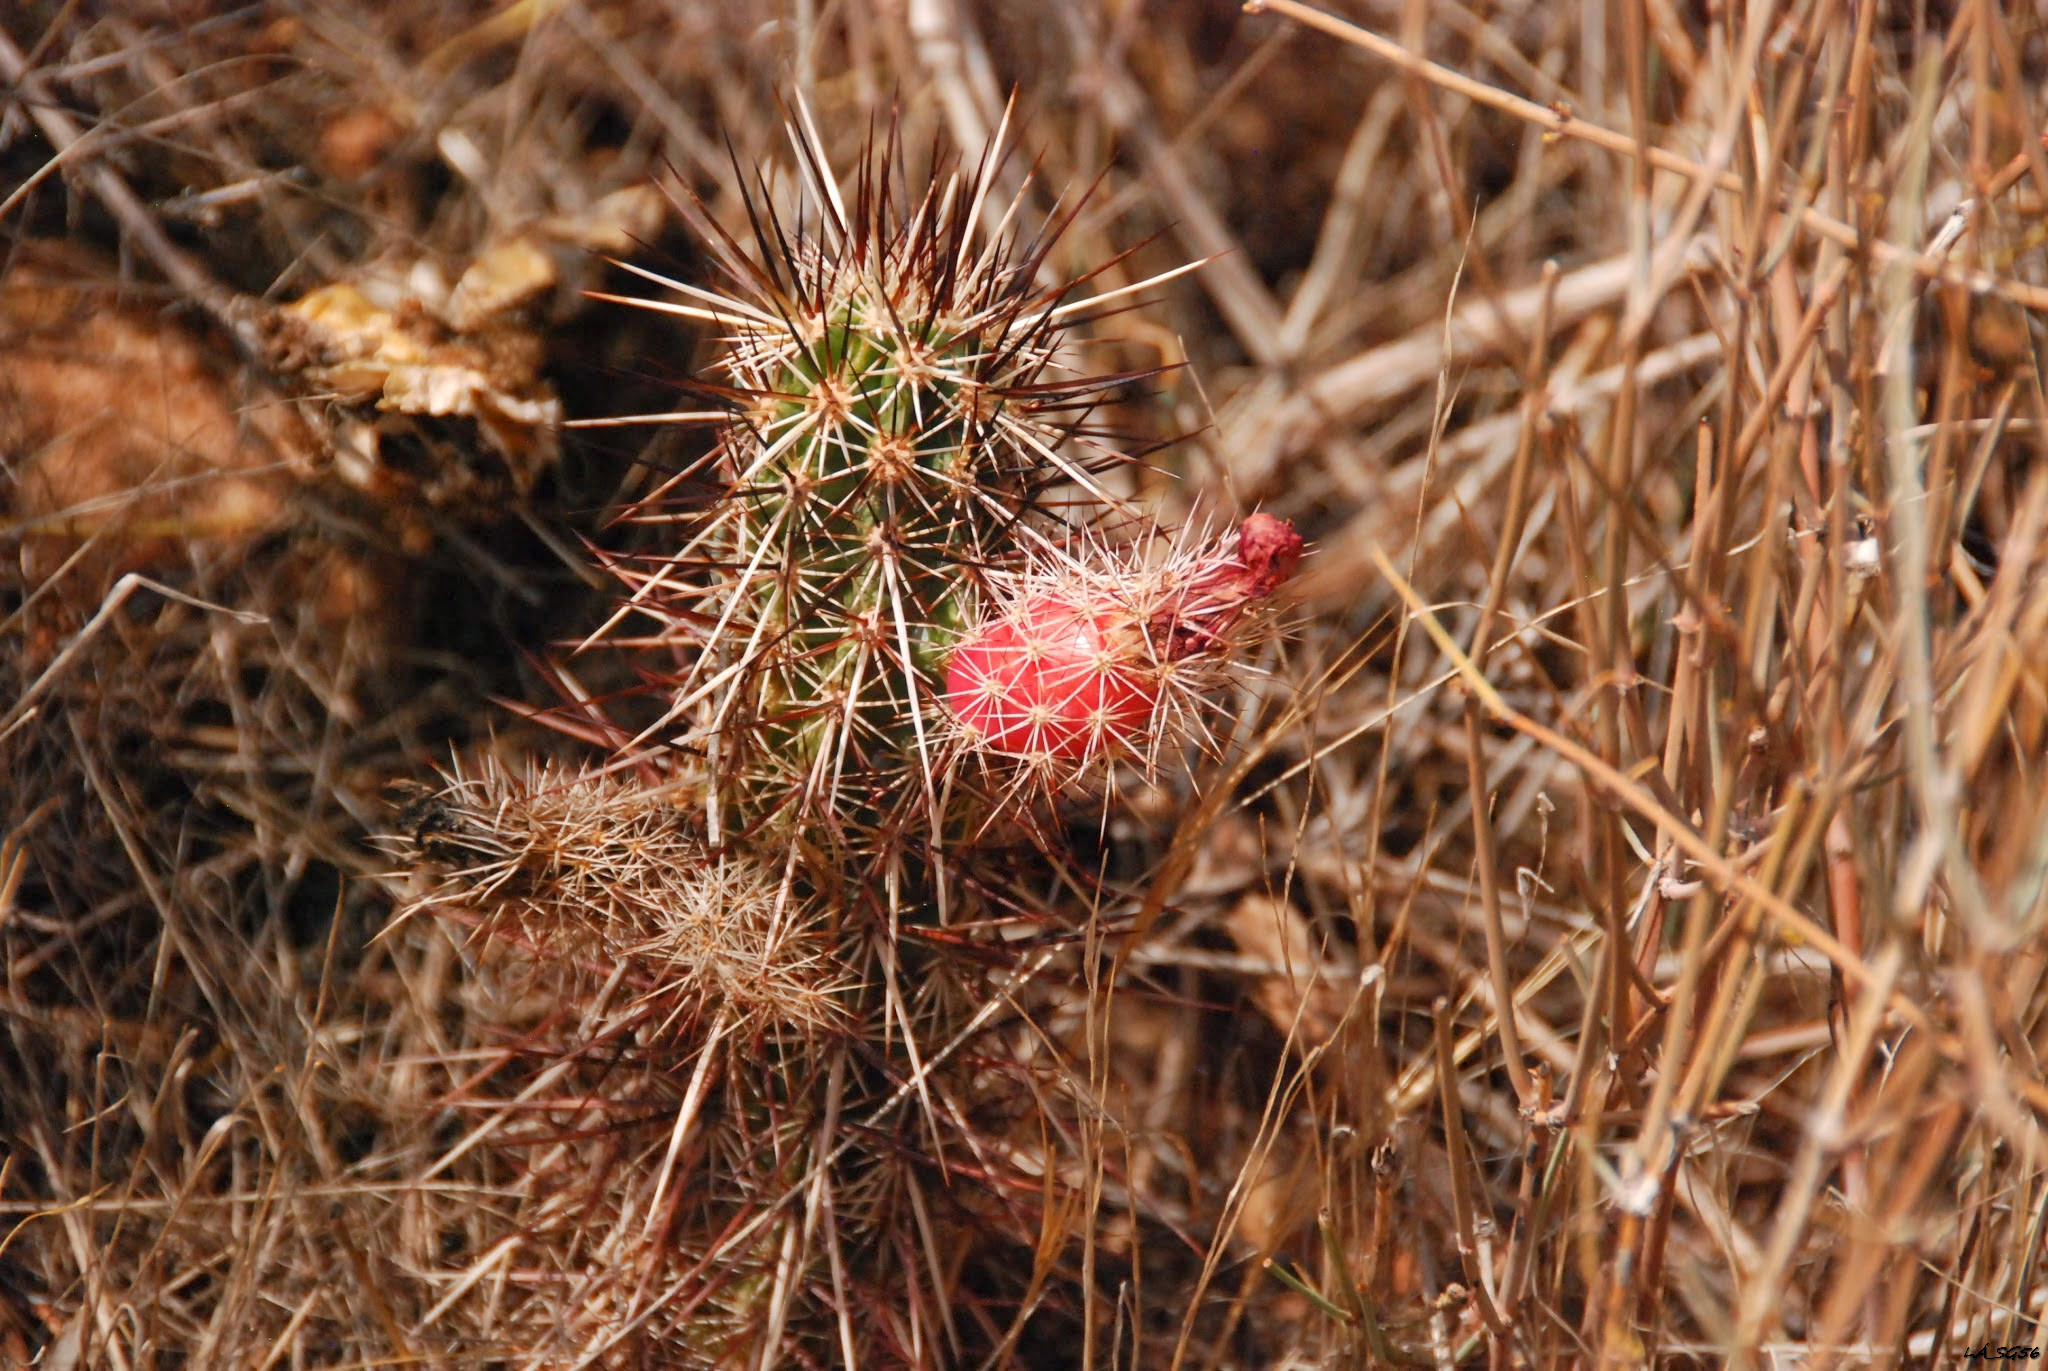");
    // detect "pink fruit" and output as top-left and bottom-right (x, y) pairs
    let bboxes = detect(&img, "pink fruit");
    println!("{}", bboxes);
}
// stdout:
(943, 596), (1158, 762)
(943, 516), (1305, 772)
